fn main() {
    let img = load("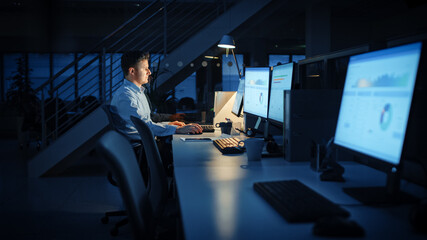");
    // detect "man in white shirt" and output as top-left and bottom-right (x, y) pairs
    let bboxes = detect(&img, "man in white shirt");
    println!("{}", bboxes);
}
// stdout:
(110, 51), (202, 179)
(111, 51), (202, 146)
